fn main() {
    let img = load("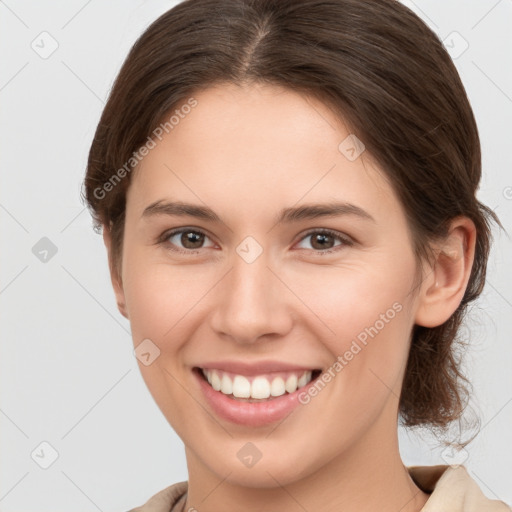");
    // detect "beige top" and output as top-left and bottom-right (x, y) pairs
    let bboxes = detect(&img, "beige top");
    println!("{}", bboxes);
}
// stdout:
(127, 465), (511, 512)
